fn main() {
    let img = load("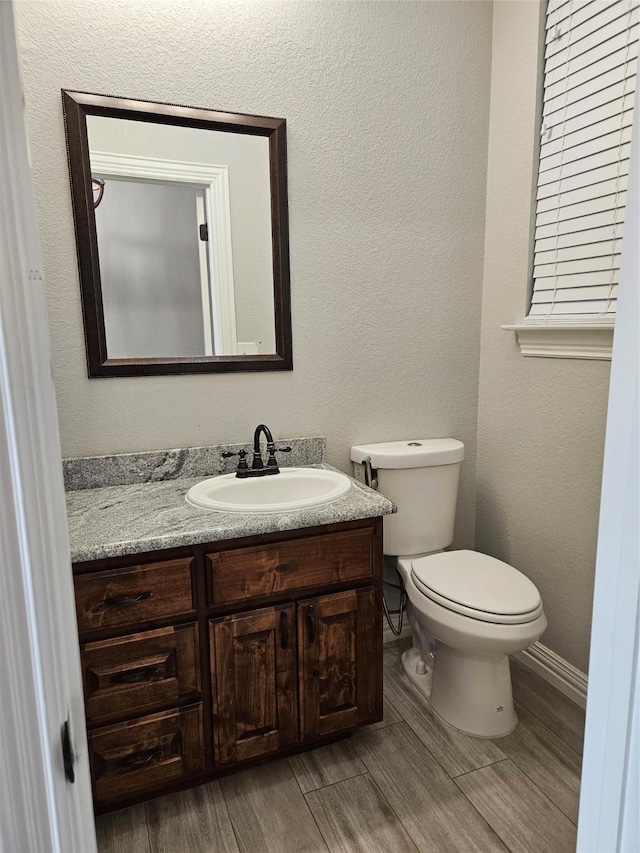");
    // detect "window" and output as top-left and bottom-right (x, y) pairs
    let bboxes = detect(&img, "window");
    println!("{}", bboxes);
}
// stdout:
(507, 0), (638, 359)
